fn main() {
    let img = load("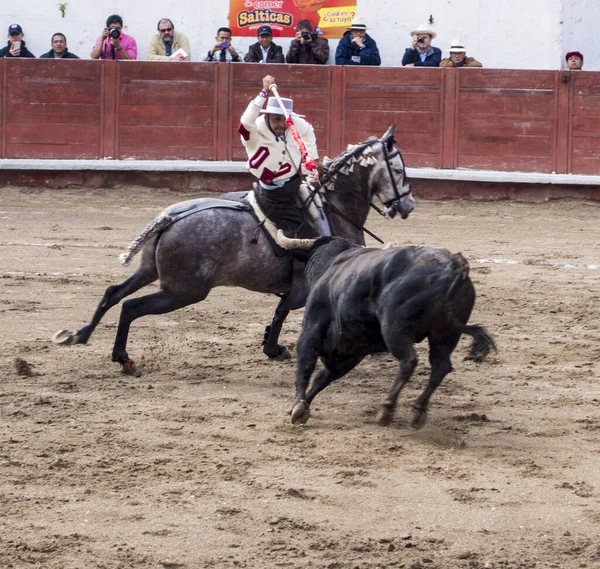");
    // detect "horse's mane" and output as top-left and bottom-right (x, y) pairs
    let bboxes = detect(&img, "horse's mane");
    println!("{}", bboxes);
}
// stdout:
(319, 136), (380, 190)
